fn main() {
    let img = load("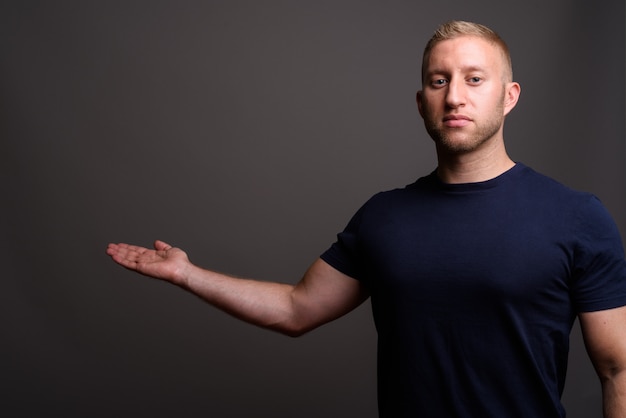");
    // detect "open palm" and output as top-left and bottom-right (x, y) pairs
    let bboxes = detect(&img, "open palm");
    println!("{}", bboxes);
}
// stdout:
(106, 240), (190, 285)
